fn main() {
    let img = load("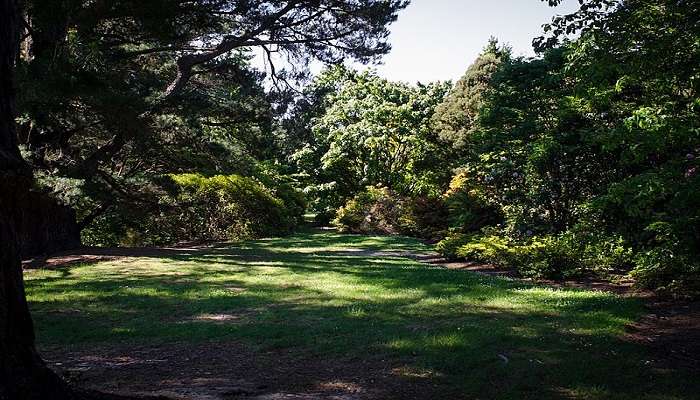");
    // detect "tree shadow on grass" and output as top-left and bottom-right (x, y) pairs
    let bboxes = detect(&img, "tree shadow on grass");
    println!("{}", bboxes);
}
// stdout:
(25, 231), (699, 400)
